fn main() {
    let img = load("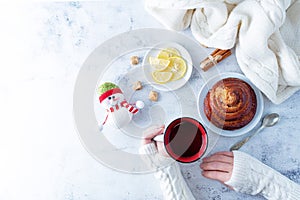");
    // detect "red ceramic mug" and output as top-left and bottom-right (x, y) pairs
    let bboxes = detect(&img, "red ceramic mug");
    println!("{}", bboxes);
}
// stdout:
(154, 117), (208, 163)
